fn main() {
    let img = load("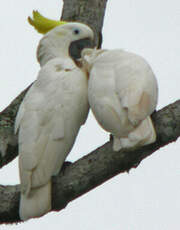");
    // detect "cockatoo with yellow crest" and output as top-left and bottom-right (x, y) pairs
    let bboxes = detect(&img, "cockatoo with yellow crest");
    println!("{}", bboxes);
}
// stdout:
(81, 48), (158, 151)
(15, 11), (94, 220)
